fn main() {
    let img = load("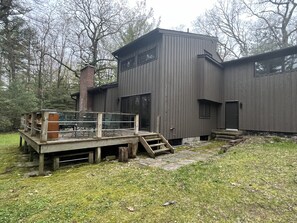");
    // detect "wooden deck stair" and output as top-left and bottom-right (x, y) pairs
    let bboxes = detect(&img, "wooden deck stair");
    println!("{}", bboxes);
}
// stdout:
(139, 133), (174, 158)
